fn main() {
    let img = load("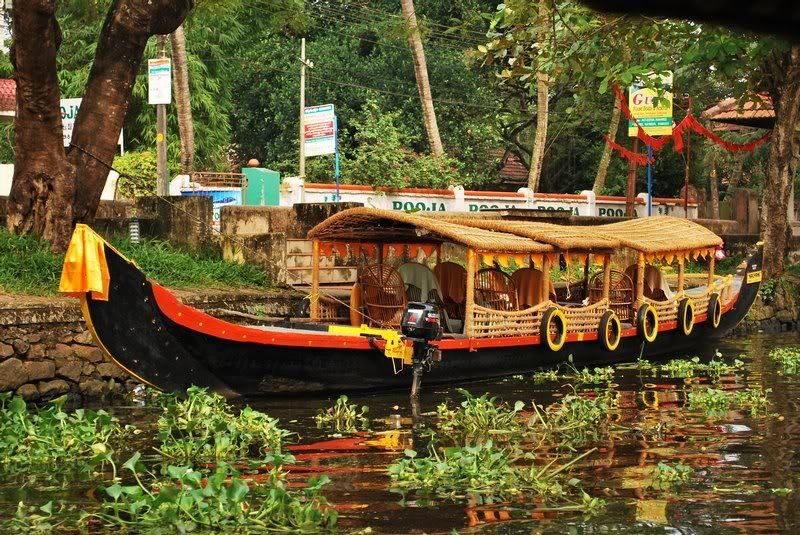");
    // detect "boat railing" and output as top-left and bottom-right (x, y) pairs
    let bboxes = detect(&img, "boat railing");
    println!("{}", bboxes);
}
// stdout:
(556, 299), (610, 334)
(644, 275), (734, 324)
(471, 302), (550, 338)
(471, 299), (612, 338)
